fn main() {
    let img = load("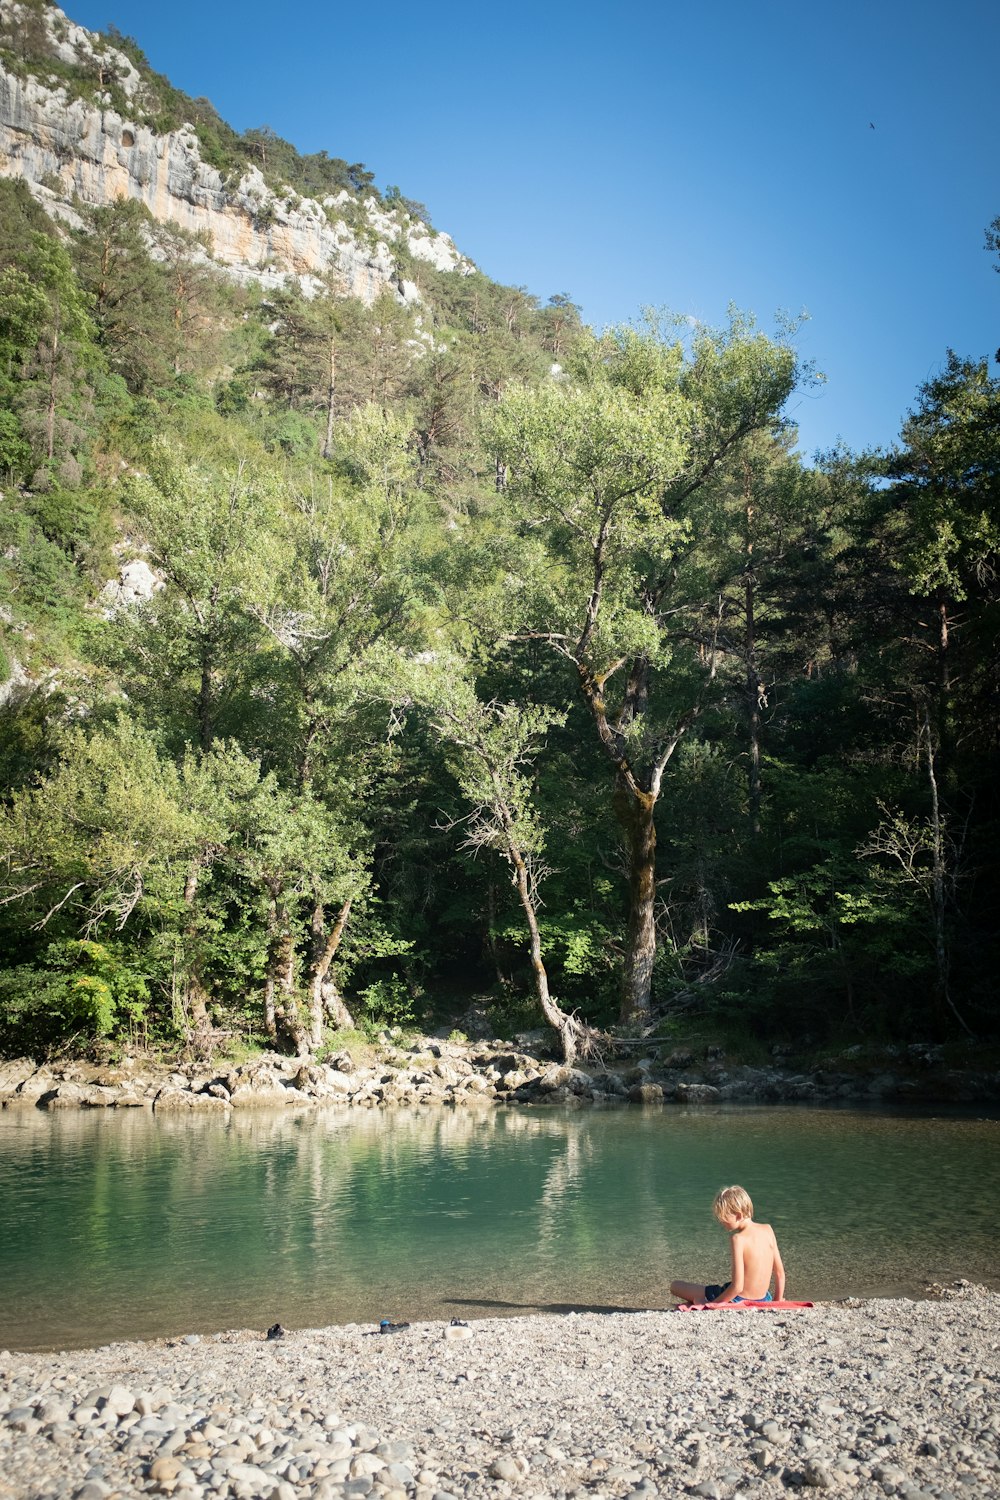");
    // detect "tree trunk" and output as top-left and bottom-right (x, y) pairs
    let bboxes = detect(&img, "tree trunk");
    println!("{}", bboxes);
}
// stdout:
(308, 896), (354, 1046)
(508, 844), (580, 1066)
(924, 715), (971, 1036)
(742, 475), (763, 836)
(197, 636), (214, 750)
(745, 571), (763, 837)
(485, 881), (508, 986)
(263, 973), (277, 1044)
(615, 780), (657, 1022)
(182, 856), (212, 1041)
(936, 592), (952, 787)
(322, 976), (355, 1032)
(322, 336), (336, 460)
(487, 768), (599, 1067)
(576, 662), (662, 1025)
(264, 899), (308, 1052)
